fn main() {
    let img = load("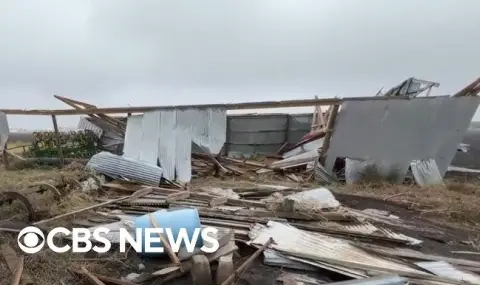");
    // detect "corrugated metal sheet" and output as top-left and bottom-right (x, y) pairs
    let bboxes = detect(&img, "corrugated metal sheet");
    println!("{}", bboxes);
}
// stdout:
(410, 159), (444, 186)
(314, 159), (336, 183)
(86, 151), (162, 186)
(248, 221), (424, 274)
(207, 108), (227, 153)
(325, 97), (480, 180)
(283, 138), (324, 159)
(324, 275), (407, 285)
(263, 249), (318, 271)
(343, 222), (422, 246)
(175, 129), (192, 183)
(139, 112), (160, 165)
(77, 117), (104, 138)
(123, 115), (143, 160)
(416, 261), (480, 284)
(157, 110), (177, 180)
